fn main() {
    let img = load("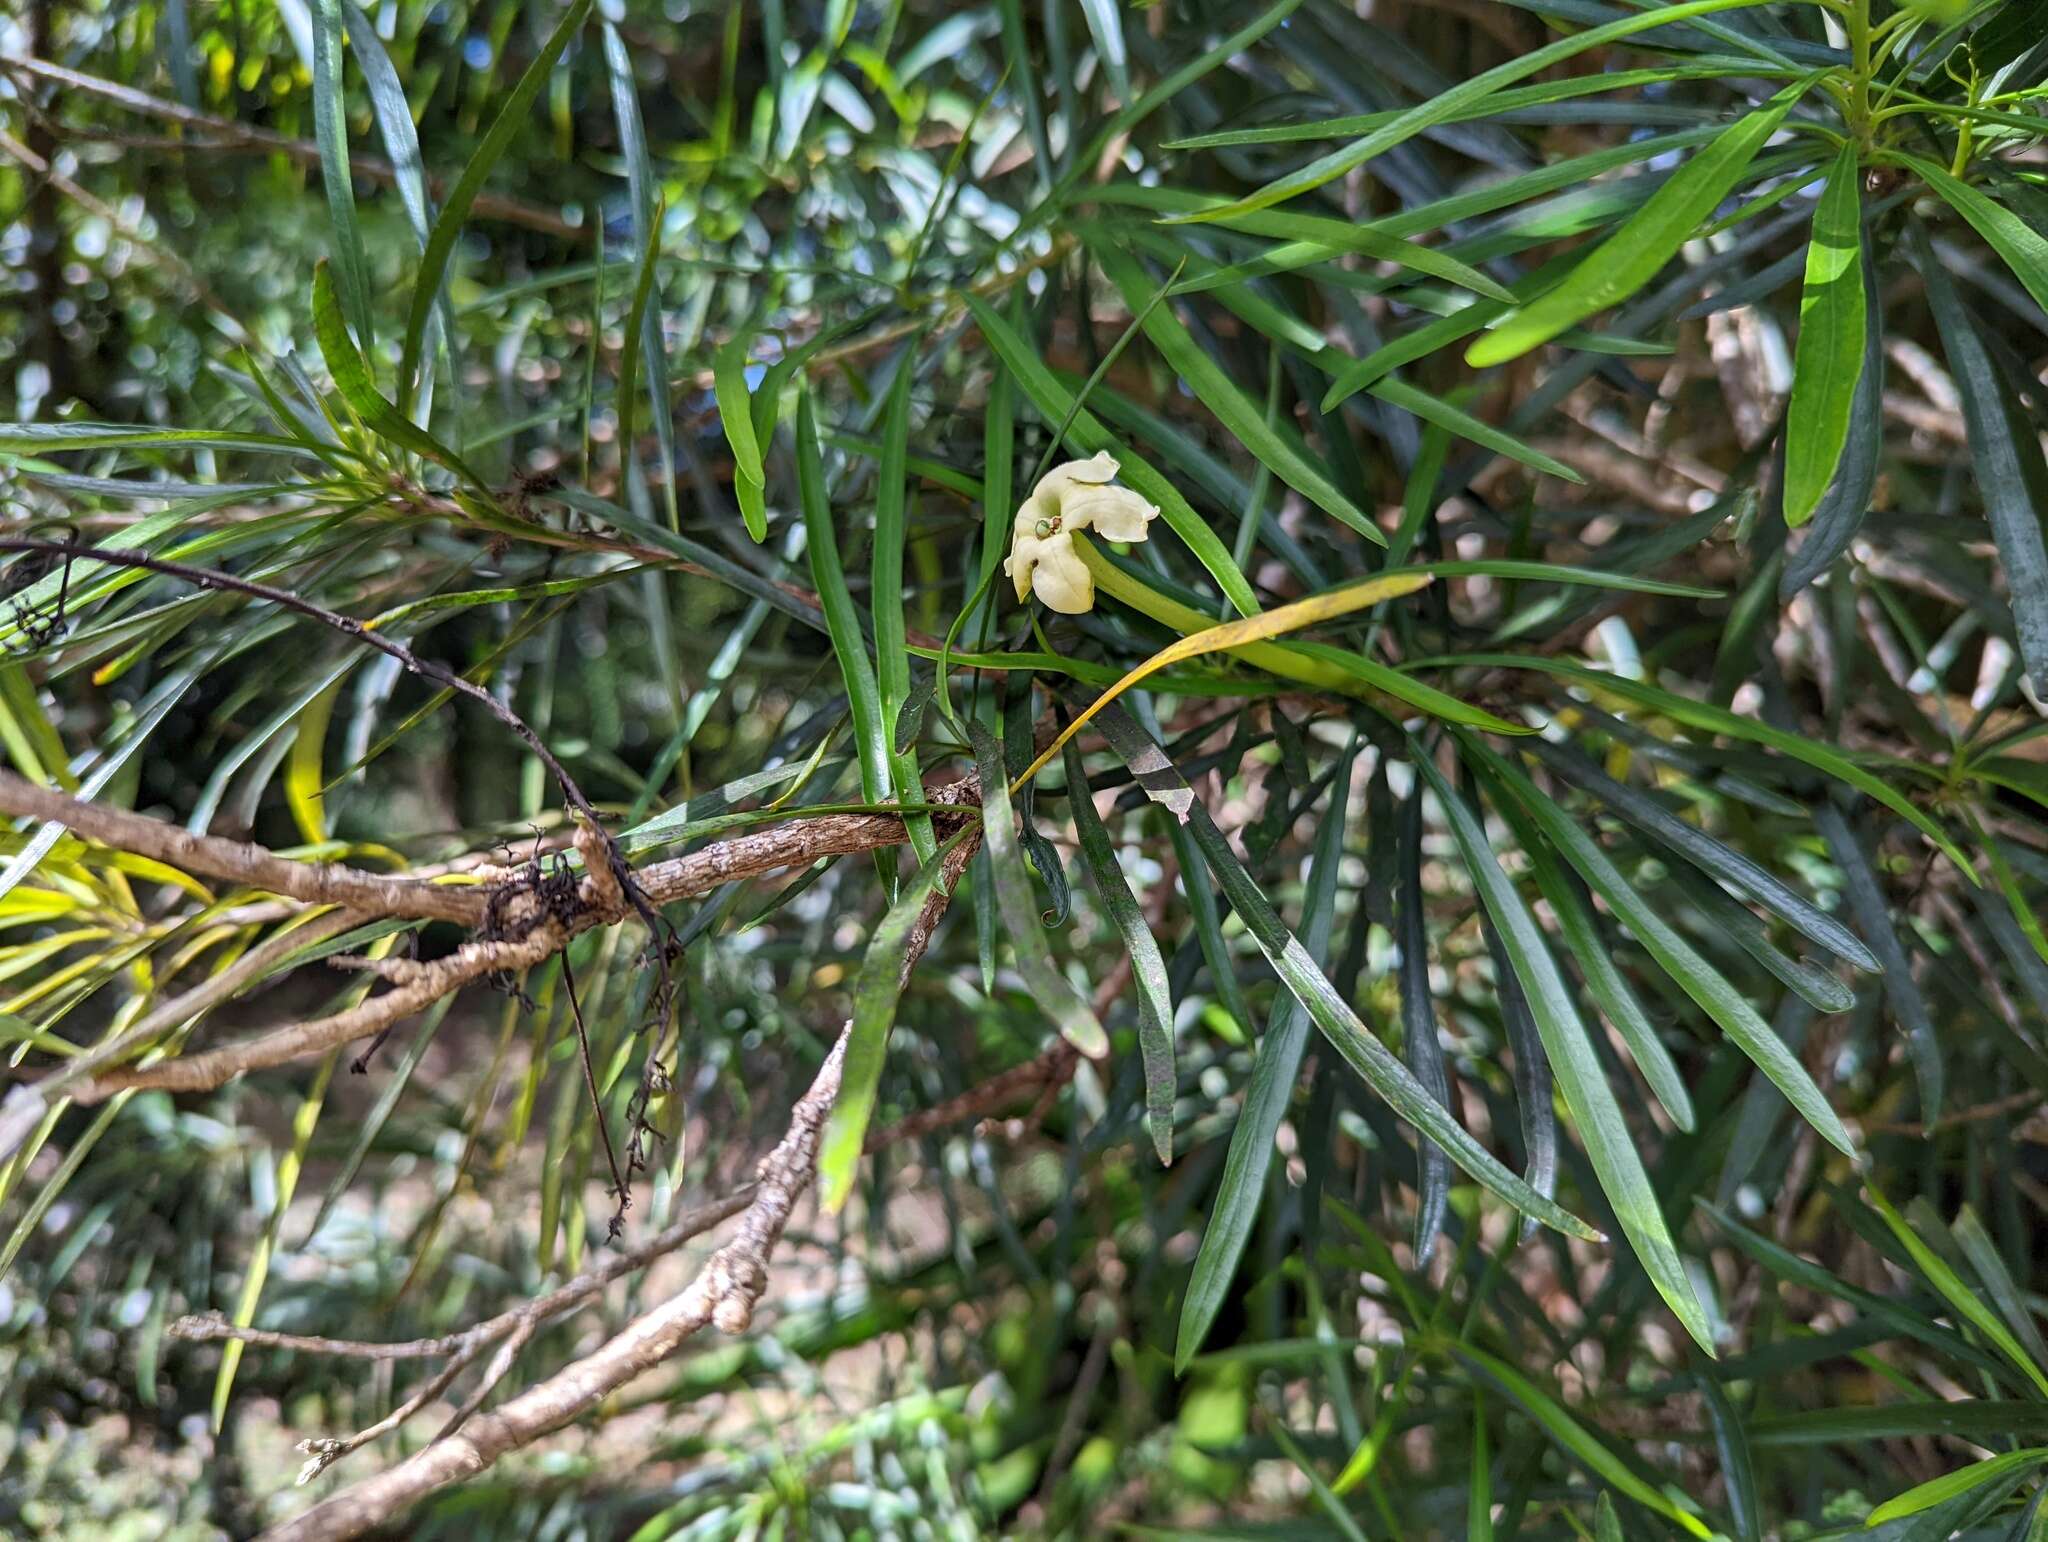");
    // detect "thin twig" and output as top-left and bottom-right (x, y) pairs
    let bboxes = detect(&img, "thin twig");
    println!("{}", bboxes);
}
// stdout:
(0, 772), (484, 925)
